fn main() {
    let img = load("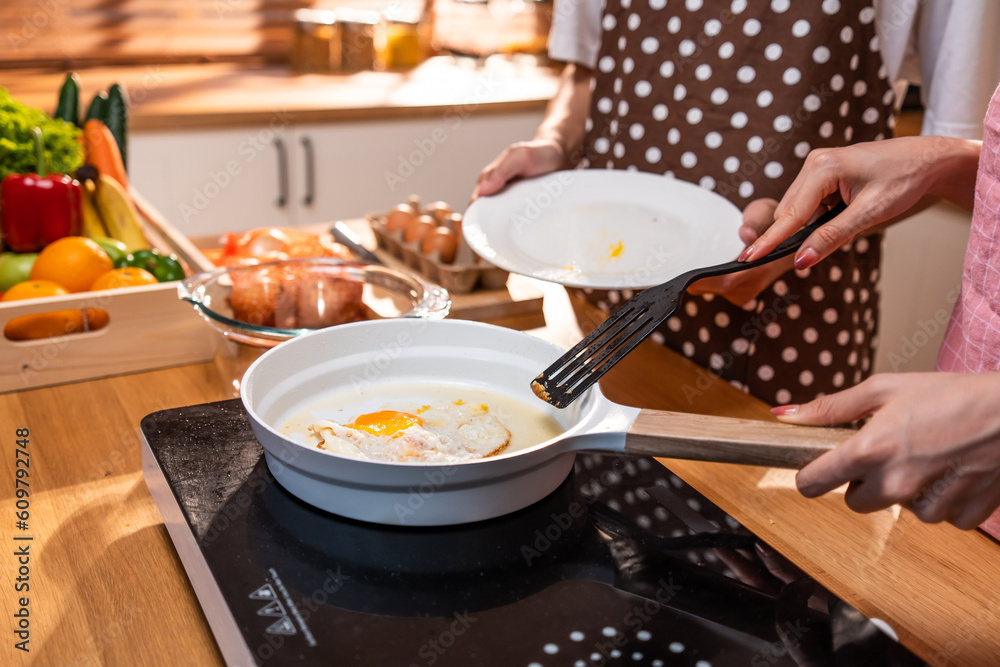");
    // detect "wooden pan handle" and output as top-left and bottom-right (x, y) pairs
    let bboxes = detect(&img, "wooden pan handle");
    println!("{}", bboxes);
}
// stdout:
(625, 409), (853, 469)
